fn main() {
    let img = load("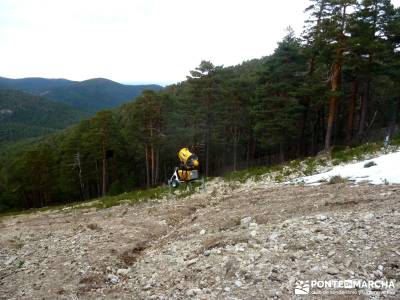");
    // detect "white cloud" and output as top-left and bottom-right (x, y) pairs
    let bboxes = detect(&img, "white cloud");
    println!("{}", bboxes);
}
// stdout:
(0, 0), (398, 85)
